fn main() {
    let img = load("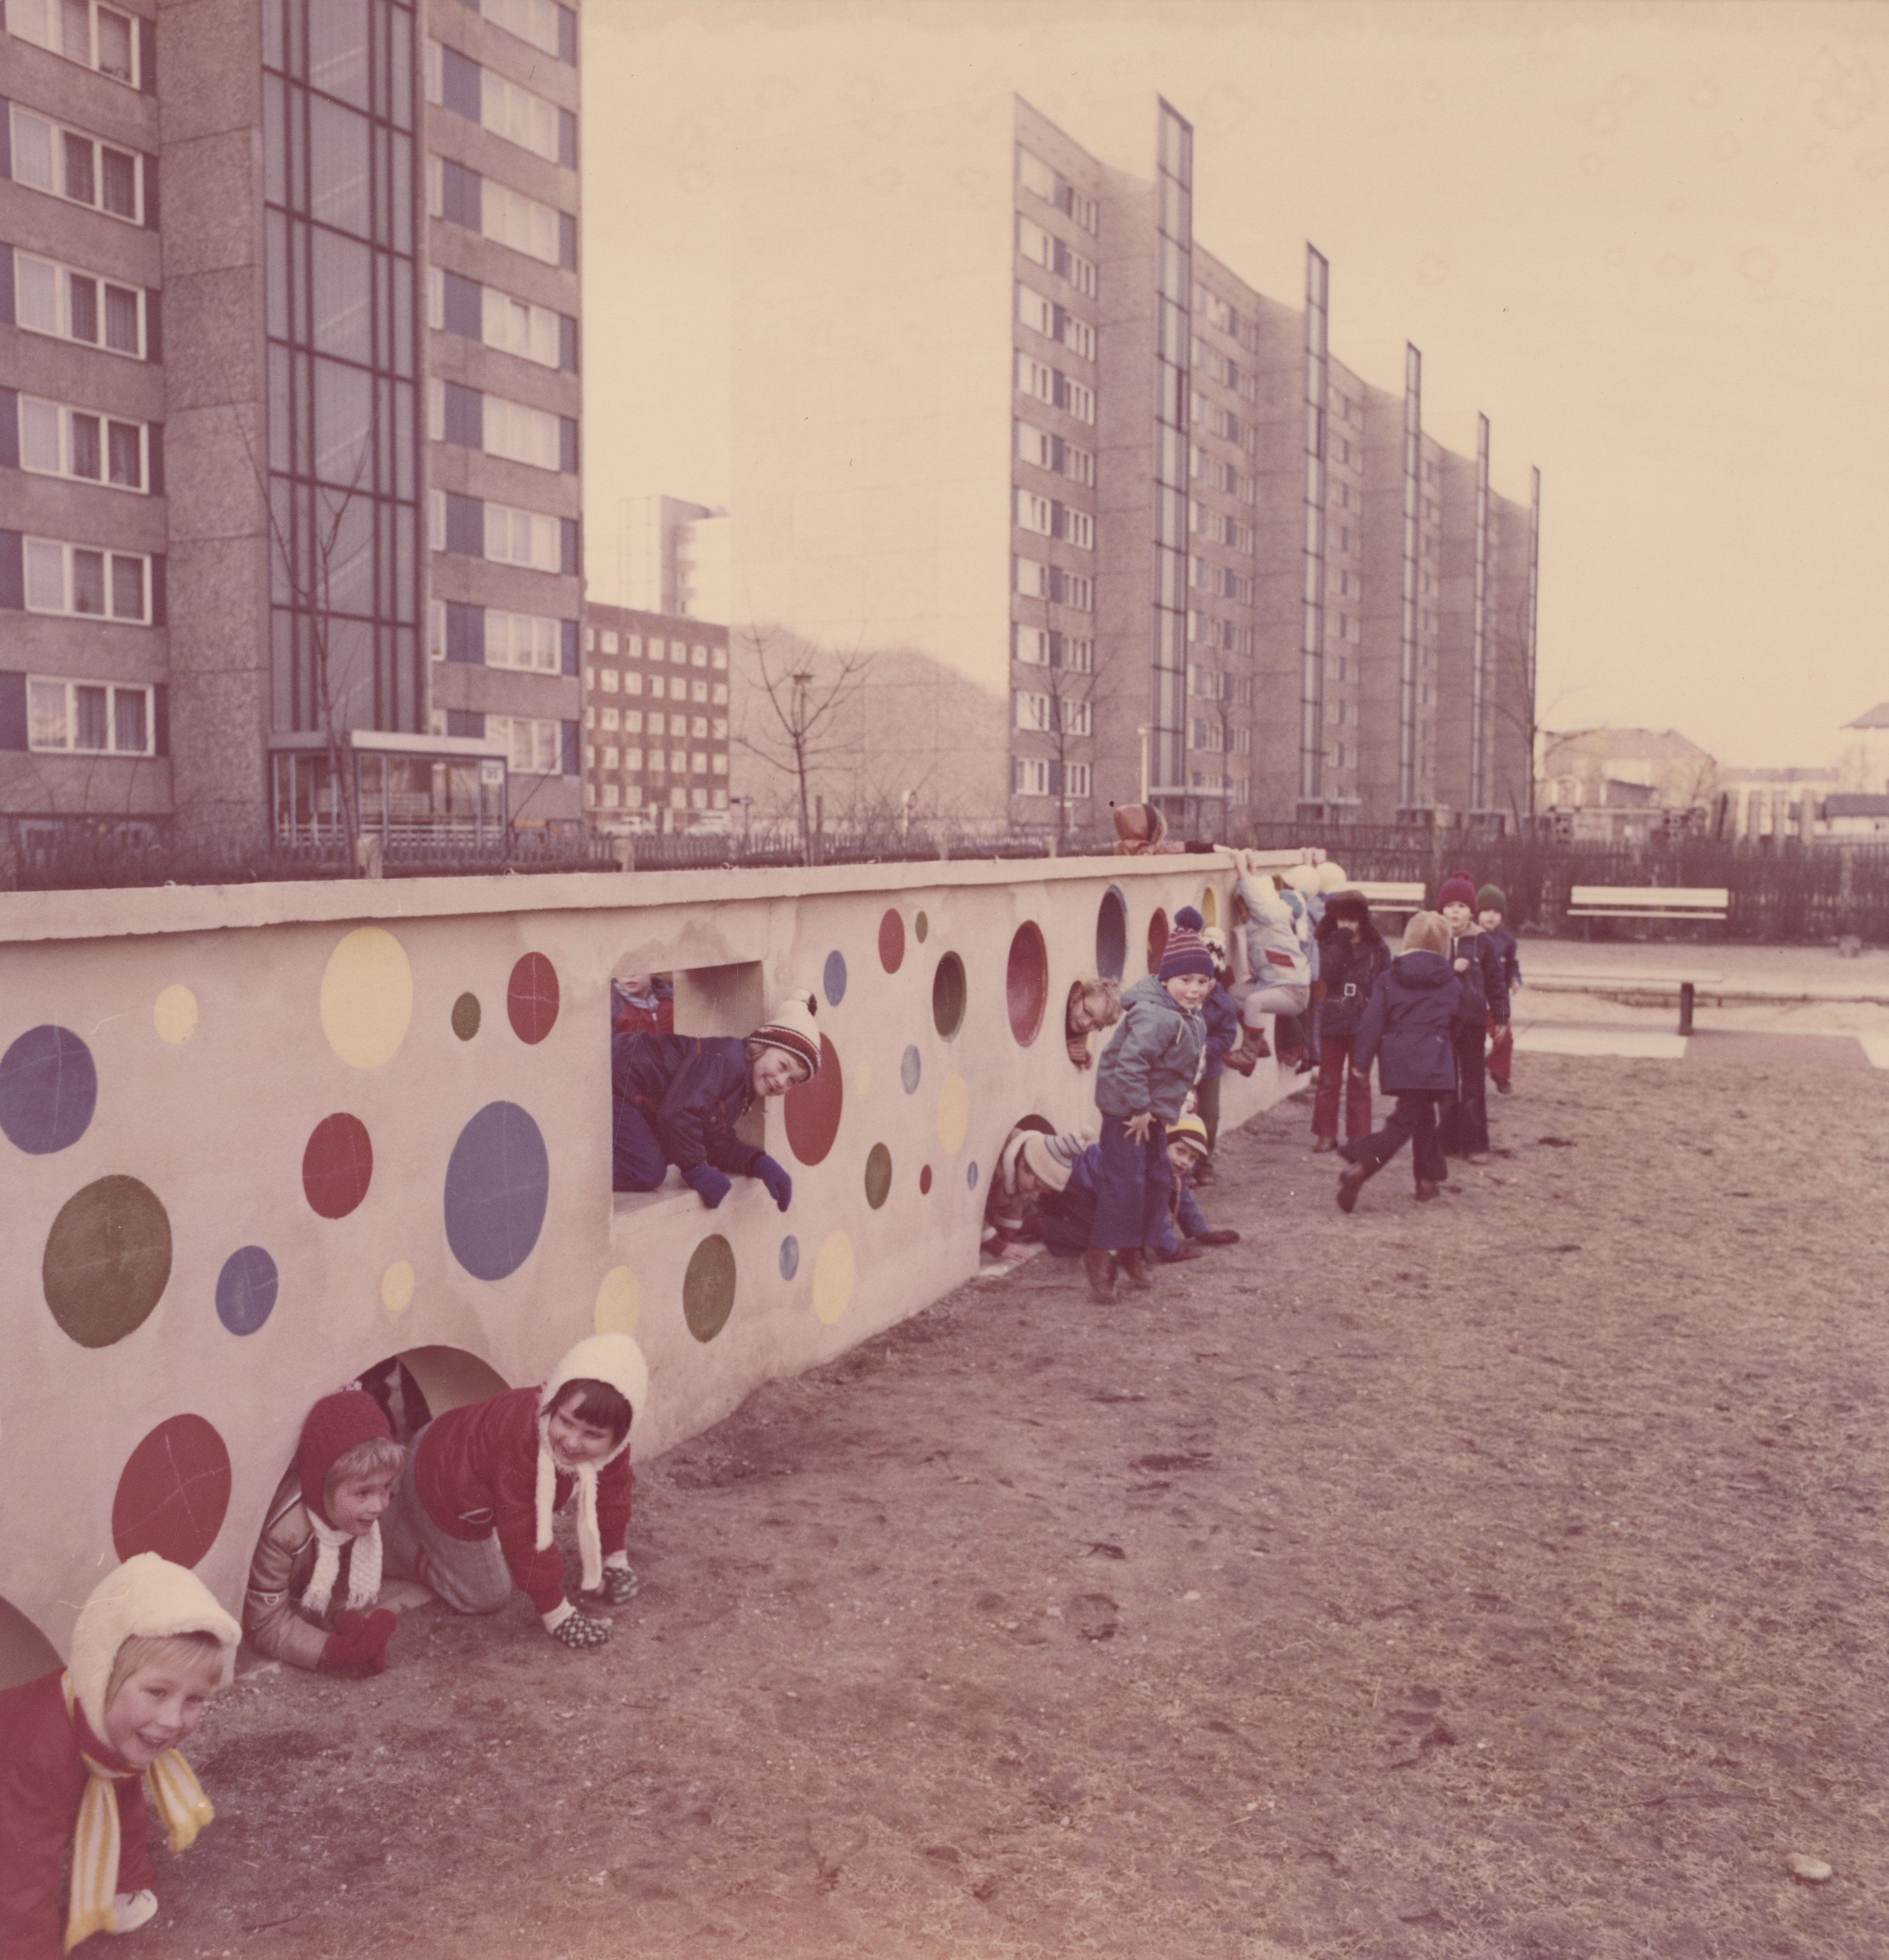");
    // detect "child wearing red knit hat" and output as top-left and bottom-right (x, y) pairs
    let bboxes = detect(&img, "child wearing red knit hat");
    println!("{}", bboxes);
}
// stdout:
(242, 1388), (404, 1676)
